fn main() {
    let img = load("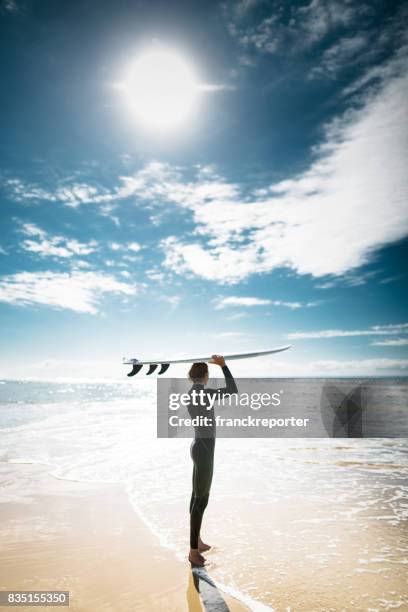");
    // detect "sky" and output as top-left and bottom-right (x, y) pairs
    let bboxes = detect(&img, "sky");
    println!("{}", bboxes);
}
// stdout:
(0, 0), (407, 379)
